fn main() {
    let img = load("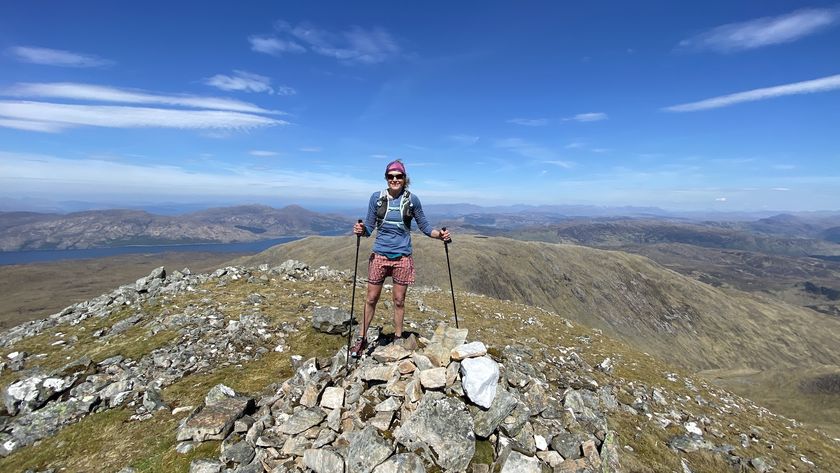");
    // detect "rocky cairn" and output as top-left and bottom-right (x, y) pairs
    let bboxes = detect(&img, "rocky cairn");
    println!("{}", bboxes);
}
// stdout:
(177, 322), (622, 473)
